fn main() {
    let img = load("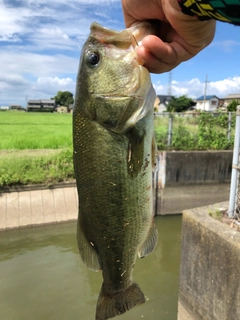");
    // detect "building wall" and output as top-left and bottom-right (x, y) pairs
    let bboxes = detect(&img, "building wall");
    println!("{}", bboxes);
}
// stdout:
(224, 97), (240, 107)
(56, 106), (68, 113)
(196, 98), (218, 111)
